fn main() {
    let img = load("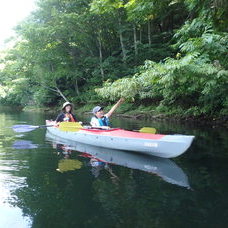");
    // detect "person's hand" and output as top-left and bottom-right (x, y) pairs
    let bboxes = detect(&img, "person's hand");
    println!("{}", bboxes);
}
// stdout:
(119, 98), (125, 103)
(54, 121), (60, 127)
